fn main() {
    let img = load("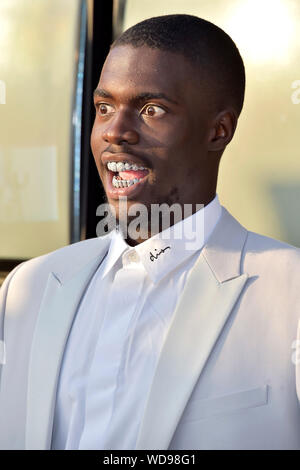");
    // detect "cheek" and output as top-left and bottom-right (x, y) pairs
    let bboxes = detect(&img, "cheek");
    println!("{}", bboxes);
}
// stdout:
(161, 119), (190, 147)
(90, 122), (104, 153)
(90, 124), (97, 153)
(143, 115), (189, 150)
(148, 125), (191, 174)
(90, 130), (103, 175)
